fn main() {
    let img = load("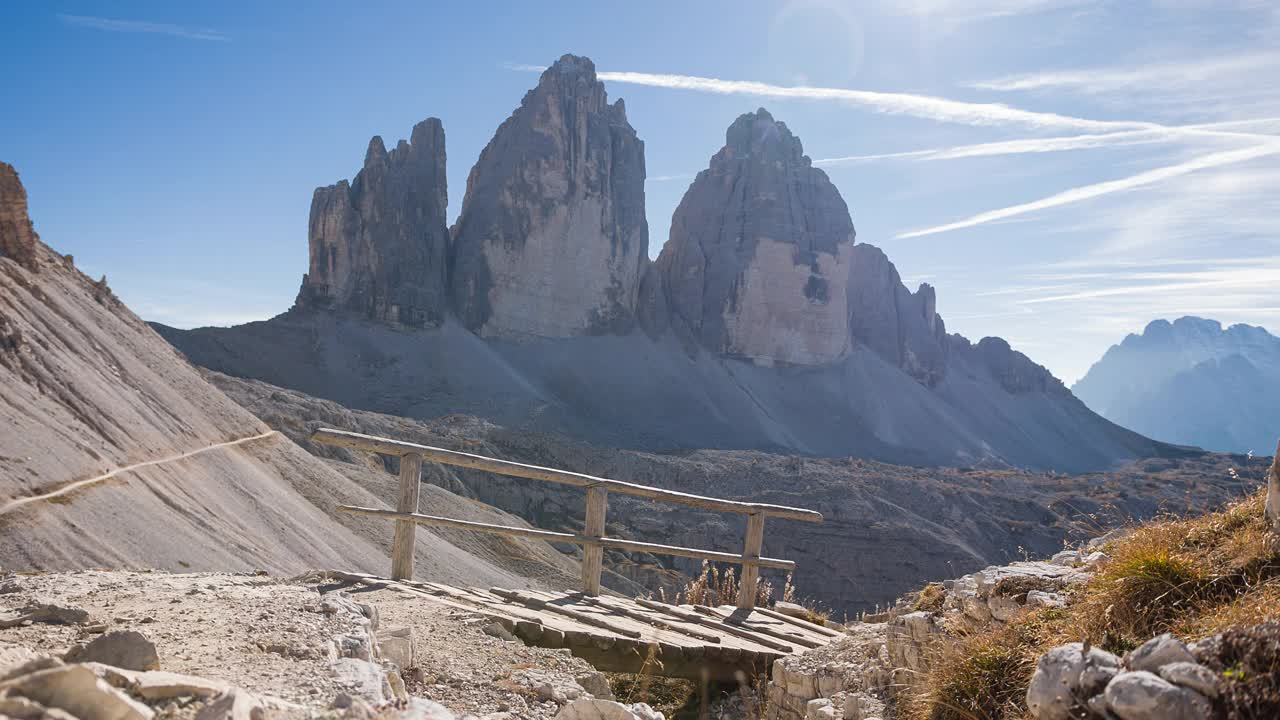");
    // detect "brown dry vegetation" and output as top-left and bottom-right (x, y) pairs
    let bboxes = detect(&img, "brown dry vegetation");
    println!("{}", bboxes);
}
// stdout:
(901, 487), (1280, 720)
